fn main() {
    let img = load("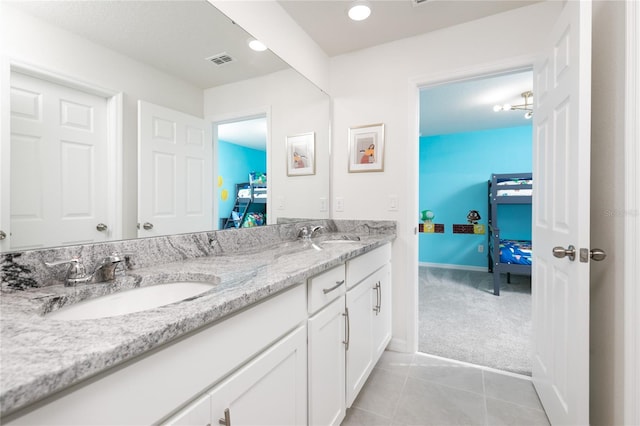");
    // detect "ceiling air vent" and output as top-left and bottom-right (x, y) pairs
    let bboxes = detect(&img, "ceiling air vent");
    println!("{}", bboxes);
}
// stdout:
(205, 52), (235, 66)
